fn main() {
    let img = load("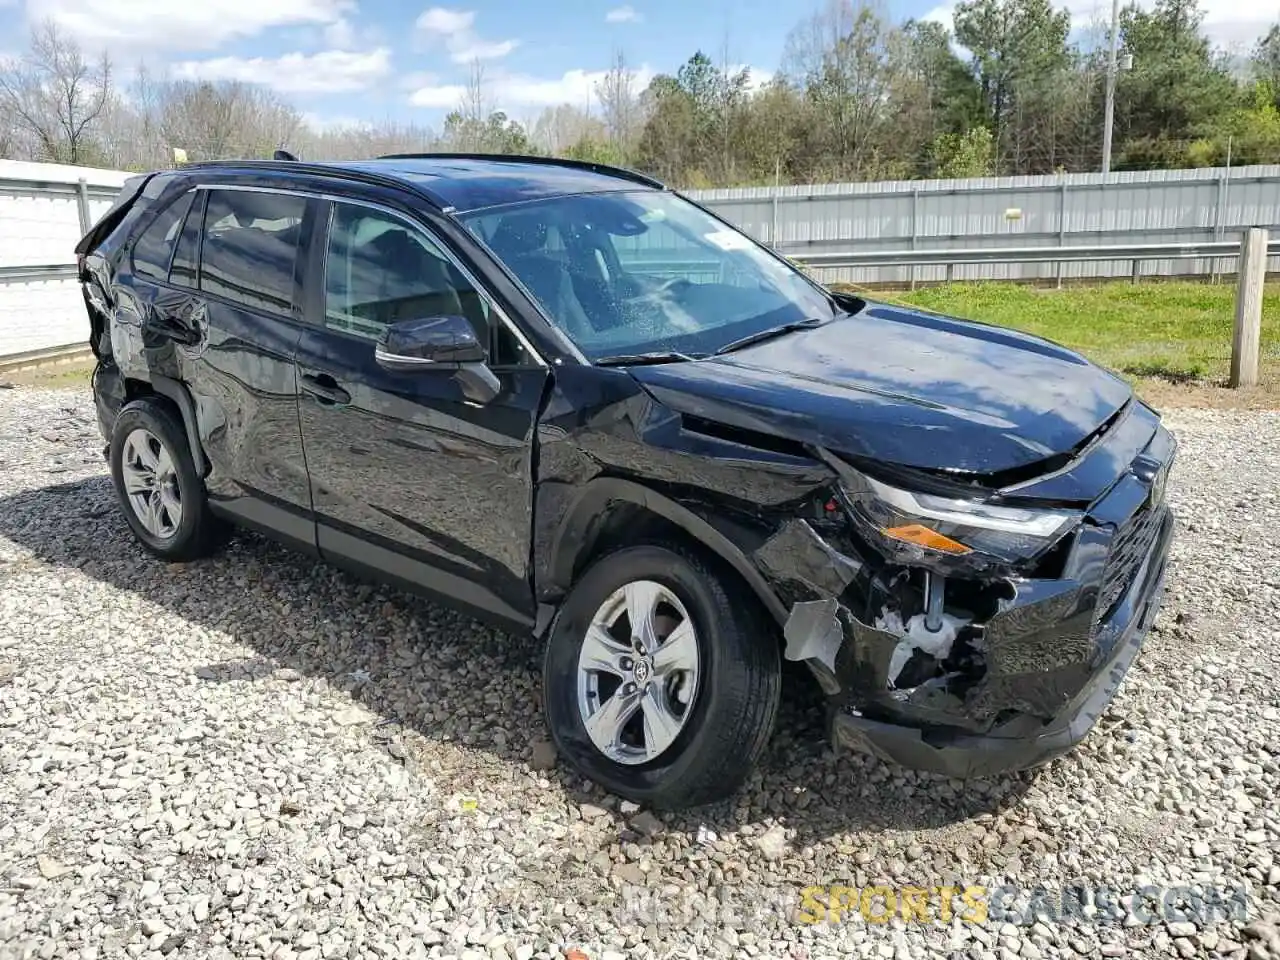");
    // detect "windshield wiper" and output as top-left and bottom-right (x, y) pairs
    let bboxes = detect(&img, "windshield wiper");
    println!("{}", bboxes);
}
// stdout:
(713, 316), (830, 356)
(594, 351), (706, 367)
